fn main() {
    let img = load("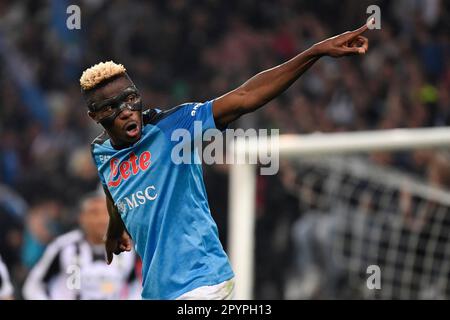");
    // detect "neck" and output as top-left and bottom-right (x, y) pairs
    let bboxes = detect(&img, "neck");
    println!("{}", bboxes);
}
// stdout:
(106, 128), (142, 150)
(110, 137), (133, 150)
